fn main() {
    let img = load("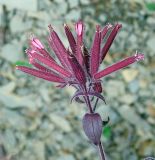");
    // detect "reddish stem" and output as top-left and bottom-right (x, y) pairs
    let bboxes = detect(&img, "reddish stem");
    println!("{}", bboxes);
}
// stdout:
(98, 142), (106, 160)
(81, 86), (107, 160)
